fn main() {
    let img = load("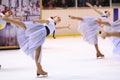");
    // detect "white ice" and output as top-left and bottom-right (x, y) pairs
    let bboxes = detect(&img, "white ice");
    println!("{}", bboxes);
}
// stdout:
(0, 37), (120, 80)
